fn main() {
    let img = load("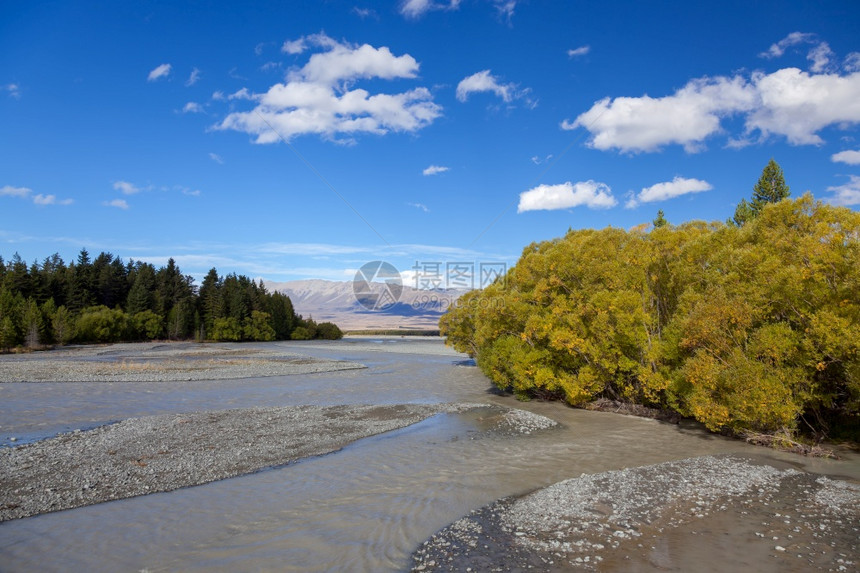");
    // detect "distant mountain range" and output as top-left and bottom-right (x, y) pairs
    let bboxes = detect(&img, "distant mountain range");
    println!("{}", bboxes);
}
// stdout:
(264, 279), (468, 330)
